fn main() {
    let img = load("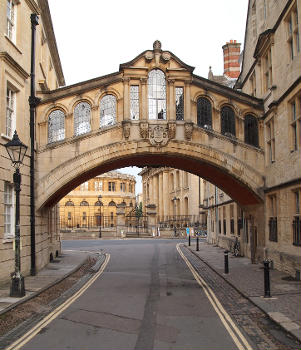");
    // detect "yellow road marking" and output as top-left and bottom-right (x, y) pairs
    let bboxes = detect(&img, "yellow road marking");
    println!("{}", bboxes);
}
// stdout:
(177, 244), (253, 350)
(5, 253), (110, 350)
